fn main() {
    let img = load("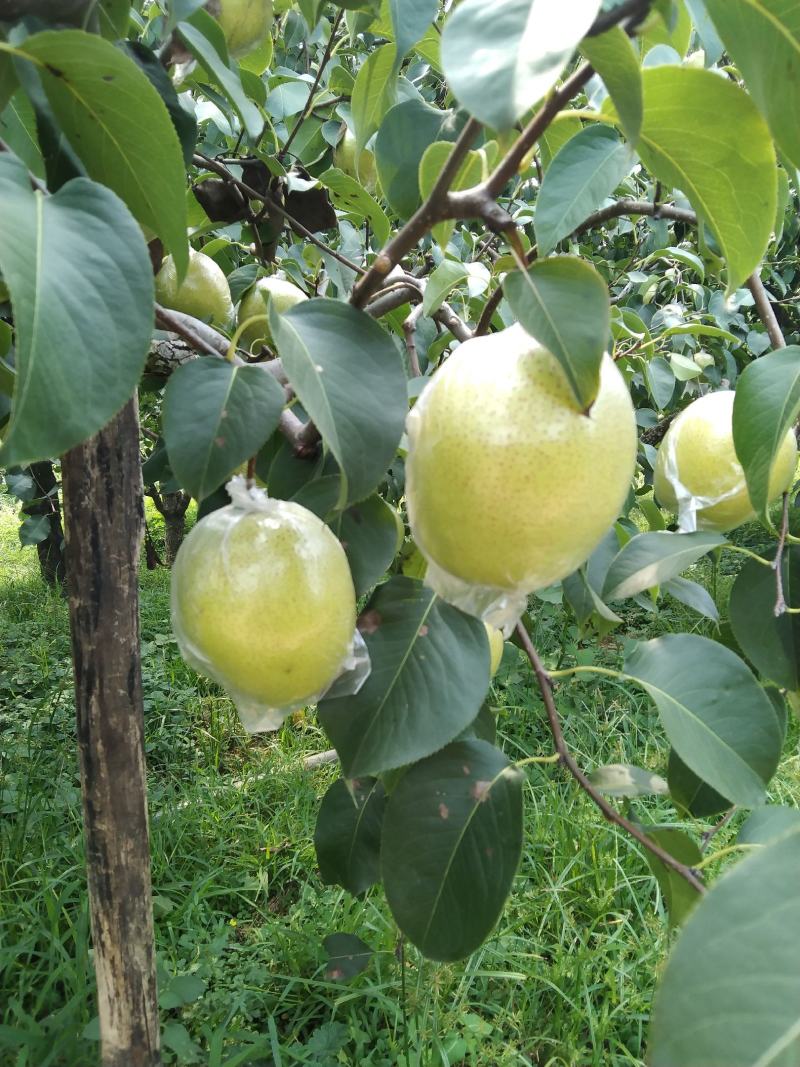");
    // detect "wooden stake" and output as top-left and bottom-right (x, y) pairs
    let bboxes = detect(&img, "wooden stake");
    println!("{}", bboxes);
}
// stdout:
(62, 397), (161, 1067)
